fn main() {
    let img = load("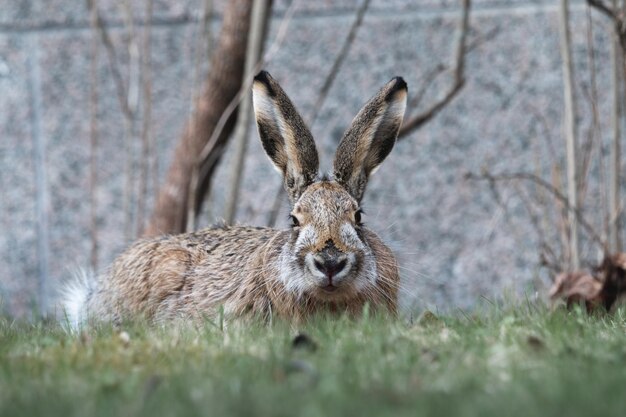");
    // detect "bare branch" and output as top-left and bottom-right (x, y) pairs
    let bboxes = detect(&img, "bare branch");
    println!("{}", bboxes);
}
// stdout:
(196, 0), (302, 172)
(186, 0), (300, 228)
(513, 182), (562, 273)
(587, 0), (619, 20)
(398, 0), (470, 139)
(266, 181), (287, 228)
(559, 0), (580, 270)
(266, 0), (372, 227)
(609, 0), (623, 251)
(88, 0), (100, 270)
(407, 64), (446, 115)
(465, 171), (608, 254)
(145, 0), (256, 236)
(120, 0), (139, 240)
(190, 0), (213, 108)
(137, 0), (154, 236)
(578, 7), (602, 202)
(309, 0), (372, 125)
(183, 0), (213, 229)
(397, 81), (464, 139)
(223, 0), (271, 225)
(466, 25), (500, 53)
(121, 0), (140, 115)
(87, 0), (140, 239)
(86, 0), (133, 119)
